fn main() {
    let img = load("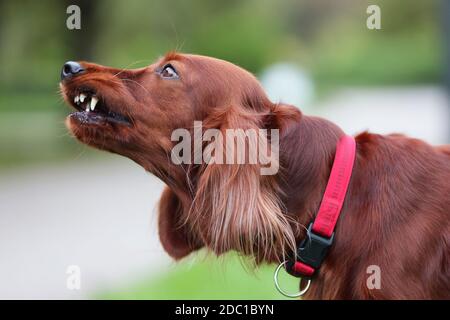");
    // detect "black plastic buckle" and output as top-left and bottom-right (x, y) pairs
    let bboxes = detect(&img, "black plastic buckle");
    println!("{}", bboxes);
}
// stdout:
(297, 222), (334, 269)
(286, 222), (334, 278)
